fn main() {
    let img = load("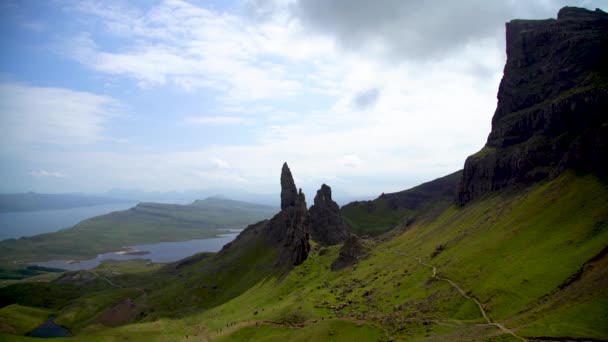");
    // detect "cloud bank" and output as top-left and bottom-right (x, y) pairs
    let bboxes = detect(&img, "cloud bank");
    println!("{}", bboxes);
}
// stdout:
(3, 0), (606, 197)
